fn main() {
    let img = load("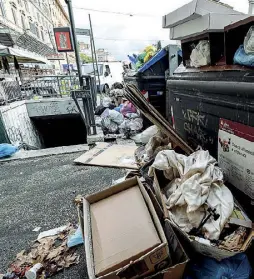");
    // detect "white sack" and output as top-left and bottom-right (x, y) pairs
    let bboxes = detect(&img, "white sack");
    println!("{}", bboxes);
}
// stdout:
(190, 40), (211, 68)
(150, 150), (234, 240)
